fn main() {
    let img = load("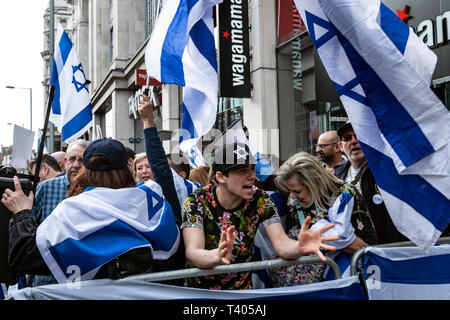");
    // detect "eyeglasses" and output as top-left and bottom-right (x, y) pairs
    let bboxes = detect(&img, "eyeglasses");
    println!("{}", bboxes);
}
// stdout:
(341, 134), (357, 142)
(315, 142), (337, 149)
